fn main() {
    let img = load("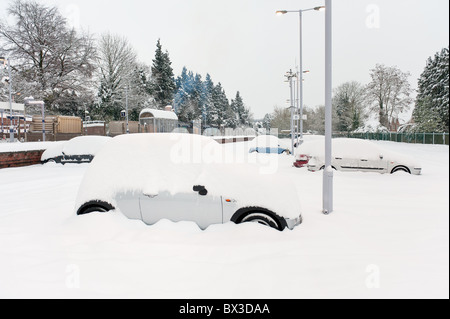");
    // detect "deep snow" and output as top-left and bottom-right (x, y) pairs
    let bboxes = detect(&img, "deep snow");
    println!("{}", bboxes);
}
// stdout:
(0, 137), (448, 299)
